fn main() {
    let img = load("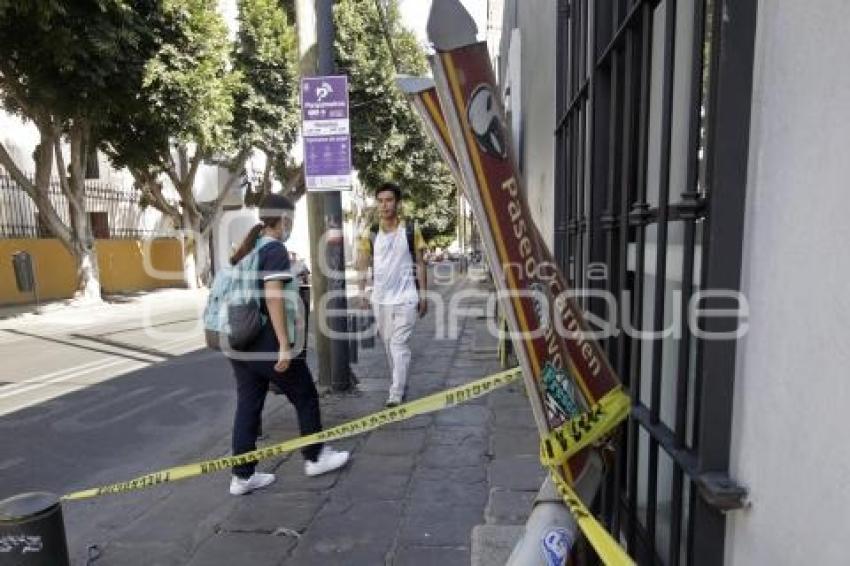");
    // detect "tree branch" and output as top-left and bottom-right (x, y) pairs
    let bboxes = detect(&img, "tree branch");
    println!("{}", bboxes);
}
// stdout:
(0, 140), (36, 195)
(0, 60), (35, 119)
(200, 147), (251, 236)
(2, 128), (74, 245)
(68, 120), (86, 196)
(53, 136), (72, 200)
(130, 168), (181, 221)
(177, 144), (189, 181)
(165, 162), (182, 193)
(261, 153), (274, 199)
(186, 144), (205, 197)
(282, 166), (306, 201)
